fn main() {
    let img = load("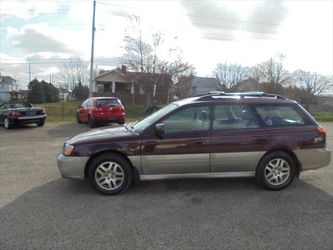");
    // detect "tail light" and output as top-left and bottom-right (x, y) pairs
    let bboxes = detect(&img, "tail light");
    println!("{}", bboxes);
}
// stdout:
(9, 111), (20, 118)
(314, 125), (326, 143)
(41, 108), (46, 115)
